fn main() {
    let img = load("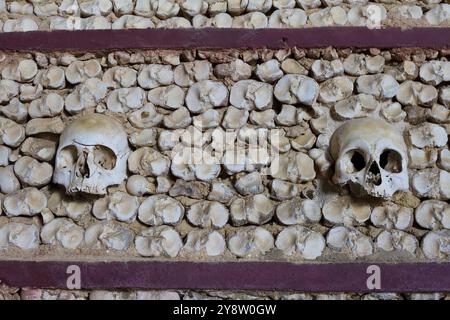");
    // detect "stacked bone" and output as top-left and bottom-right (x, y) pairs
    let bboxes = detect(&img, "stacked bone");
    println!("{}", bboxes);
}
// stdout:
(0, 0), (448, 31)
(0, 47), (450, 261)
